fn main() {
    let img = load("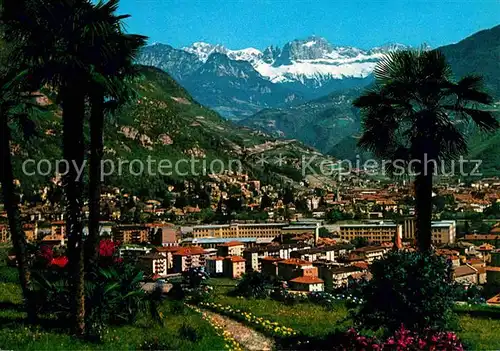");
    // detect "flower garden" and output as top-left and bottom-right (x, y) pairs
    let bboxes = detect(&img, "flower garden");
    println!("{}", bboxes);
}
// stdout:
(198, 302), (297, 338)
